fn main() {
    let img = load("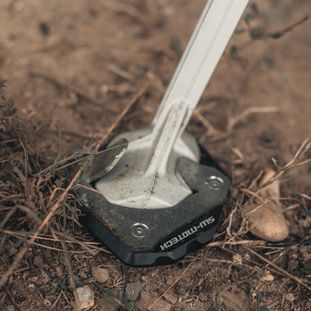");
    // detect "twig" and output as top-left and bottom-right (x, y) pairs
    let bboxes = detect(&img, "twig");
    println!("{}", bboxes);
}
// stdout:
(236, 15), (309, 54)
(194, 106), (279, 141)
(51, 292), (62, 310)
(245, 247), (311, 291)
(226, 203), (239, 238)
(2, 233), (87, 253)
(208, 239), (265, 247)
(107, 64), (135, 81)
(42, 141), (128, 174)
(266, 15), (309, 40)
(193, 110), (224, 138)
(300, 193), (311, 201)
(270, 137), (311, 184)
(227, 106), (279, 132)
(55, 228), (78, 308)
(1, 229), (110, 254)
